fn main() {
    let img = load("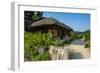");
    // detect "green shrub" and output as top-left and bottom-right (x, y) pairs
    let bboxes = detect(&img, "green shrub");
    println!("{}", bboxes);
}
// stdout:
(85, 31), (90, 48)
(24, 32), (53, 61)
(33, 52), (51, 61)
(51, 38), (62, 46)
